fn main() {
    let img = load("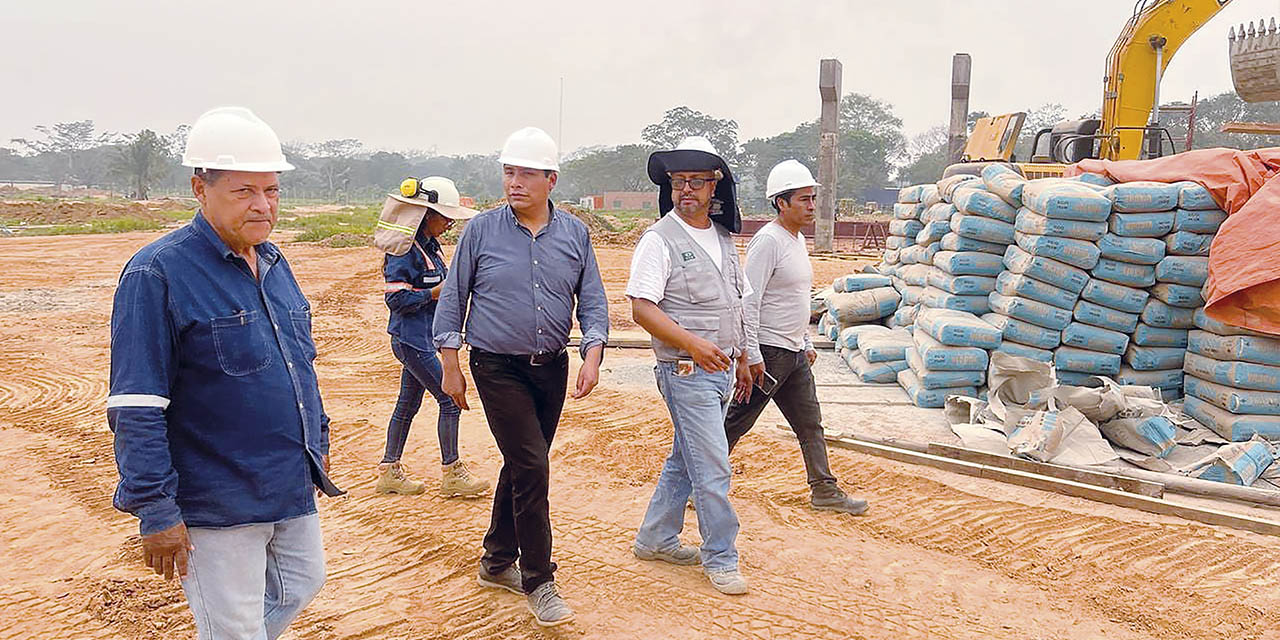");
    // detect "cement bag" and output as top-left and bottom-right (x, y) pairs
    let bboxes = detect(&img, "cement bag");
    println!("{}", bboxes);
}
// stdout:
(914, 329), (989, 371)
(1100, 415), (1177, 458)
(1061, 322), (1129, 355)
(1172, 207), (1227, 232)
(1149, 282), (1204, 308)
(1002, 245), (1090, 293)
(1184, 395), (1280, 441)
(1022, 180), (1112, 221)
(928, 269), (996, 296)
(922, 285), (990, 315)
(1183, 436), (1276, 484)
(1185, 375), (1280, 415)
(811, 285), (835, 321)
(953, 186), (1018, 223)
(1188, 329), (1280, 366)
(921, 203), (958, 224)
(827, 288), (901, 325)
(933, 250), (1004, 276)
(950, 212), (1016, 245)
(982, 312), (1062, 349)
(882, 248), (901, 265)
(1103, 181), (1181, 212)
(817, 313), (839, 340)
(1176, 181), (1218, 210)
(834, 273), (893, 293)
(940, 232), (1007, 255)
(907, 347), (986, 389)
(898, 368), (979, 409)
(1075, 173), (1115, 187)
(1008, 404), (1093, 462)
(988, 292), (1073, 330)
(890, 304), (918, 329)
(996, 339), (1055, 362)
(1014, 232), (1102, 270)
(1096, 234), (1166, 265)
(901, 264), (931, 287)
(1164, 231), (1214, 256)
(1194, 308), (1277, 338)
(1080, 279), (1149, 314)
(916, 308), (1002, 349)
(1056, 370), (1102, 387)
(1184, 352), (1280, 392)
(900, 245), (921, 264)
(1109, 211), (1175, 237)
(1052, 378), (1126, 423)
(897, 184), (930, 204)
(1124, 344), (1185, 371)
(1014, 209), (1108, 241)
(1132, 324), (1188, 348)
(980, 164), (1027, 208)
(1141, 299), (1196, 330)
(1074, 299), (1140, 333)
(901, 285), (925, 306)
(916, 220), (951, 245)
(859, 329), (915, 363)
(995, 271), (1079, 310)
(838, 324), (891, 350)
(885, 235), (909, 250)
(938, 174), (982, 201)
(846, 349), (909, 383)
(1055, 346), (1122, 375)
(889, 219), (924, 237)
(1155, 256), (1209, 286)
(1090, 258), (1156, 288)
(1115, 366), (1183, 388)
(893, 202), (926, 220)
